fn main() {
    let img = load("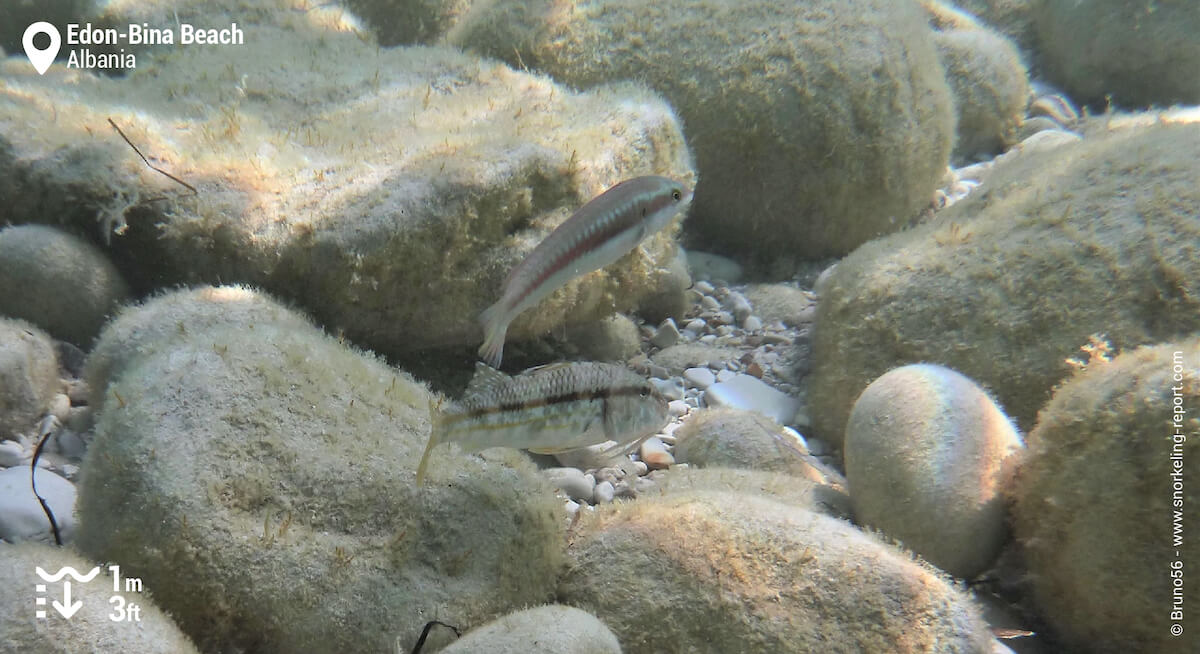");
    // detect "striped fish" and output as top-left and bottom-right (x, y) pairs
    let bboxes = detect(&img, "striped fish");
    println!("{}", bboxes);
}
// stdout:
(479, 175), (692, 368)
(415, 361), (669, 484)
